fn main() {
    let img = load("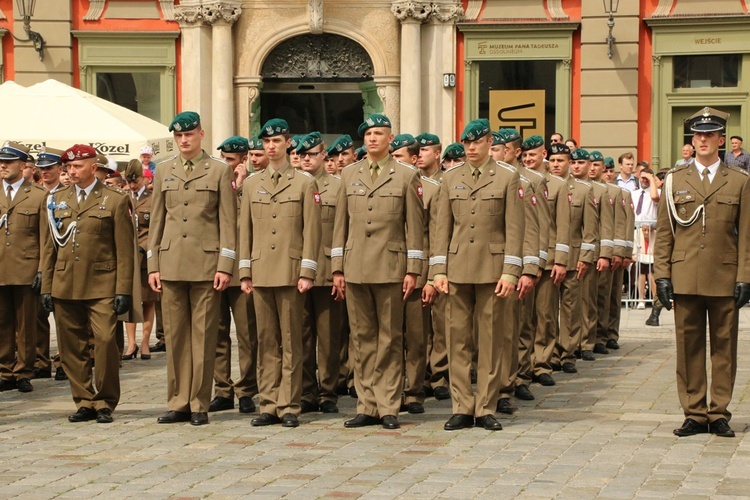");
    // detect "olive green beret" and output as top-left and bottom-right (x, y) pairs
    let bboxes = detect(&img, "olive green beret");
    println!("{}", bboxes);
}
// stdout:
(571, 148), (590, 160)
(500, 128), (521, 143)
(522, 135), (545, 152)
(169, 111), (201, 132)
(415, 132), (440, 146)
(491, 131), (505, 146)
(248, 138), (264, 151)
(589, 150), (604, 162)
(460, 119), (491, 142)
(357, 114), (392, 137)
(258, 118), (290, 138)
(442, 142), (466, 160)
(604, 157), (615, 170)
(123, 158), (143, 182)
(391, 133), (415, 151)
(288, 135), (303, 152)
(355, 146), (367, 161)
(296, 132), (323, 153)
(329, 134), (354, 154)
(217, 136), (250, 153)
